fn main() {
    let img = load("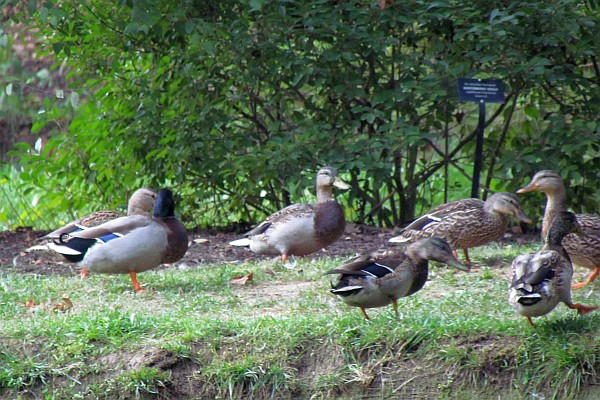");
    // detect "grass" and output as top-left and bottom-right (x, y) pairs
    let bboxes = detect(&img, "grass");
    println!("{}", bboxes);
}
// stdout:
(1, 243), (600, 399)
